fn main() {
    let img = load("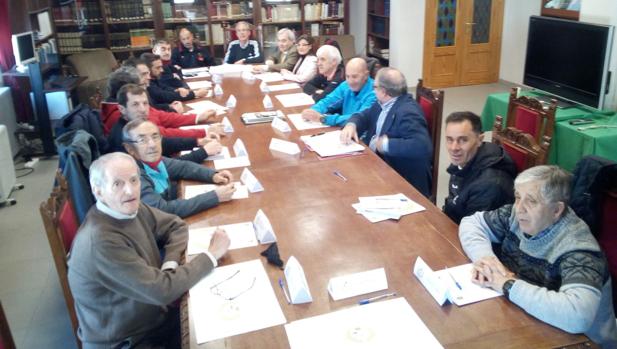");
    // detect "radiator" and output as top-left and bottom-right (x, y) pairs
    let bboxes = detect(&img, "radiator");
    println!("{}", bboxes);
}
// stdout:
(0, 125), (16, 204)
